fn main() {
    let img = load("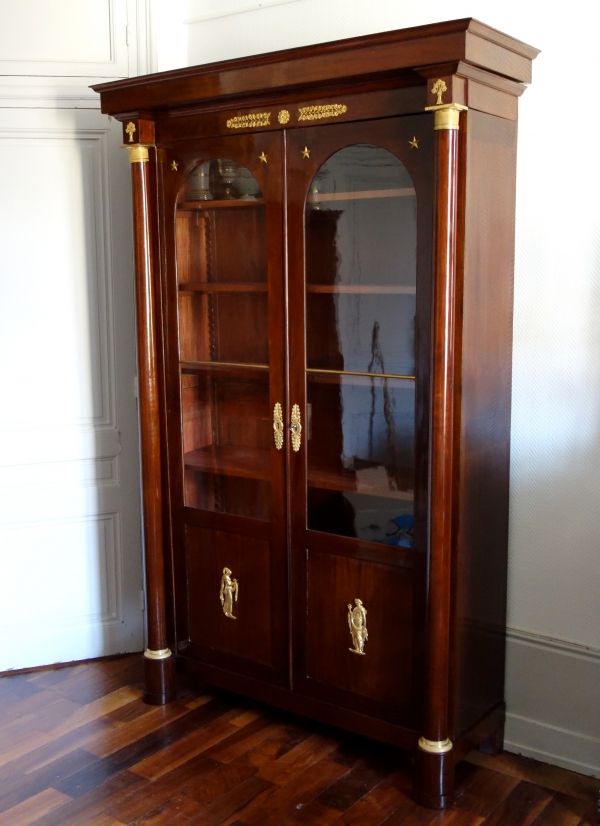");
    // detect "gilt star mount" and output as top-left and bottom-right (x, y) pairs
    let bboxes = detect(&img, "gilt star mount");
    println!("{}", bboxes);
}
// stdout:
(409, 136), (420, 149)
(259, 152), (268, 163)
(301, 146), (311, 159)
(171, 160), (178, 171)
